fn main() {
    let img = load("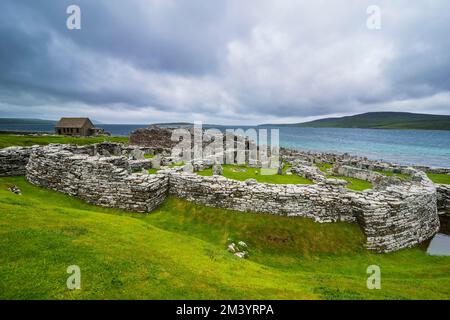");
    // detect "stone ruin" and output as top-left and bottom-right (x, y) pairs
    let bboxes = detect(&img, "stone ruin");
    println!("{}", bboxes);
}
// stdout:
(129, 125), (258, 163)
(0, 141), (449, 253)
(129, 126), (178, 149)
(25, 144), (168, 213)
